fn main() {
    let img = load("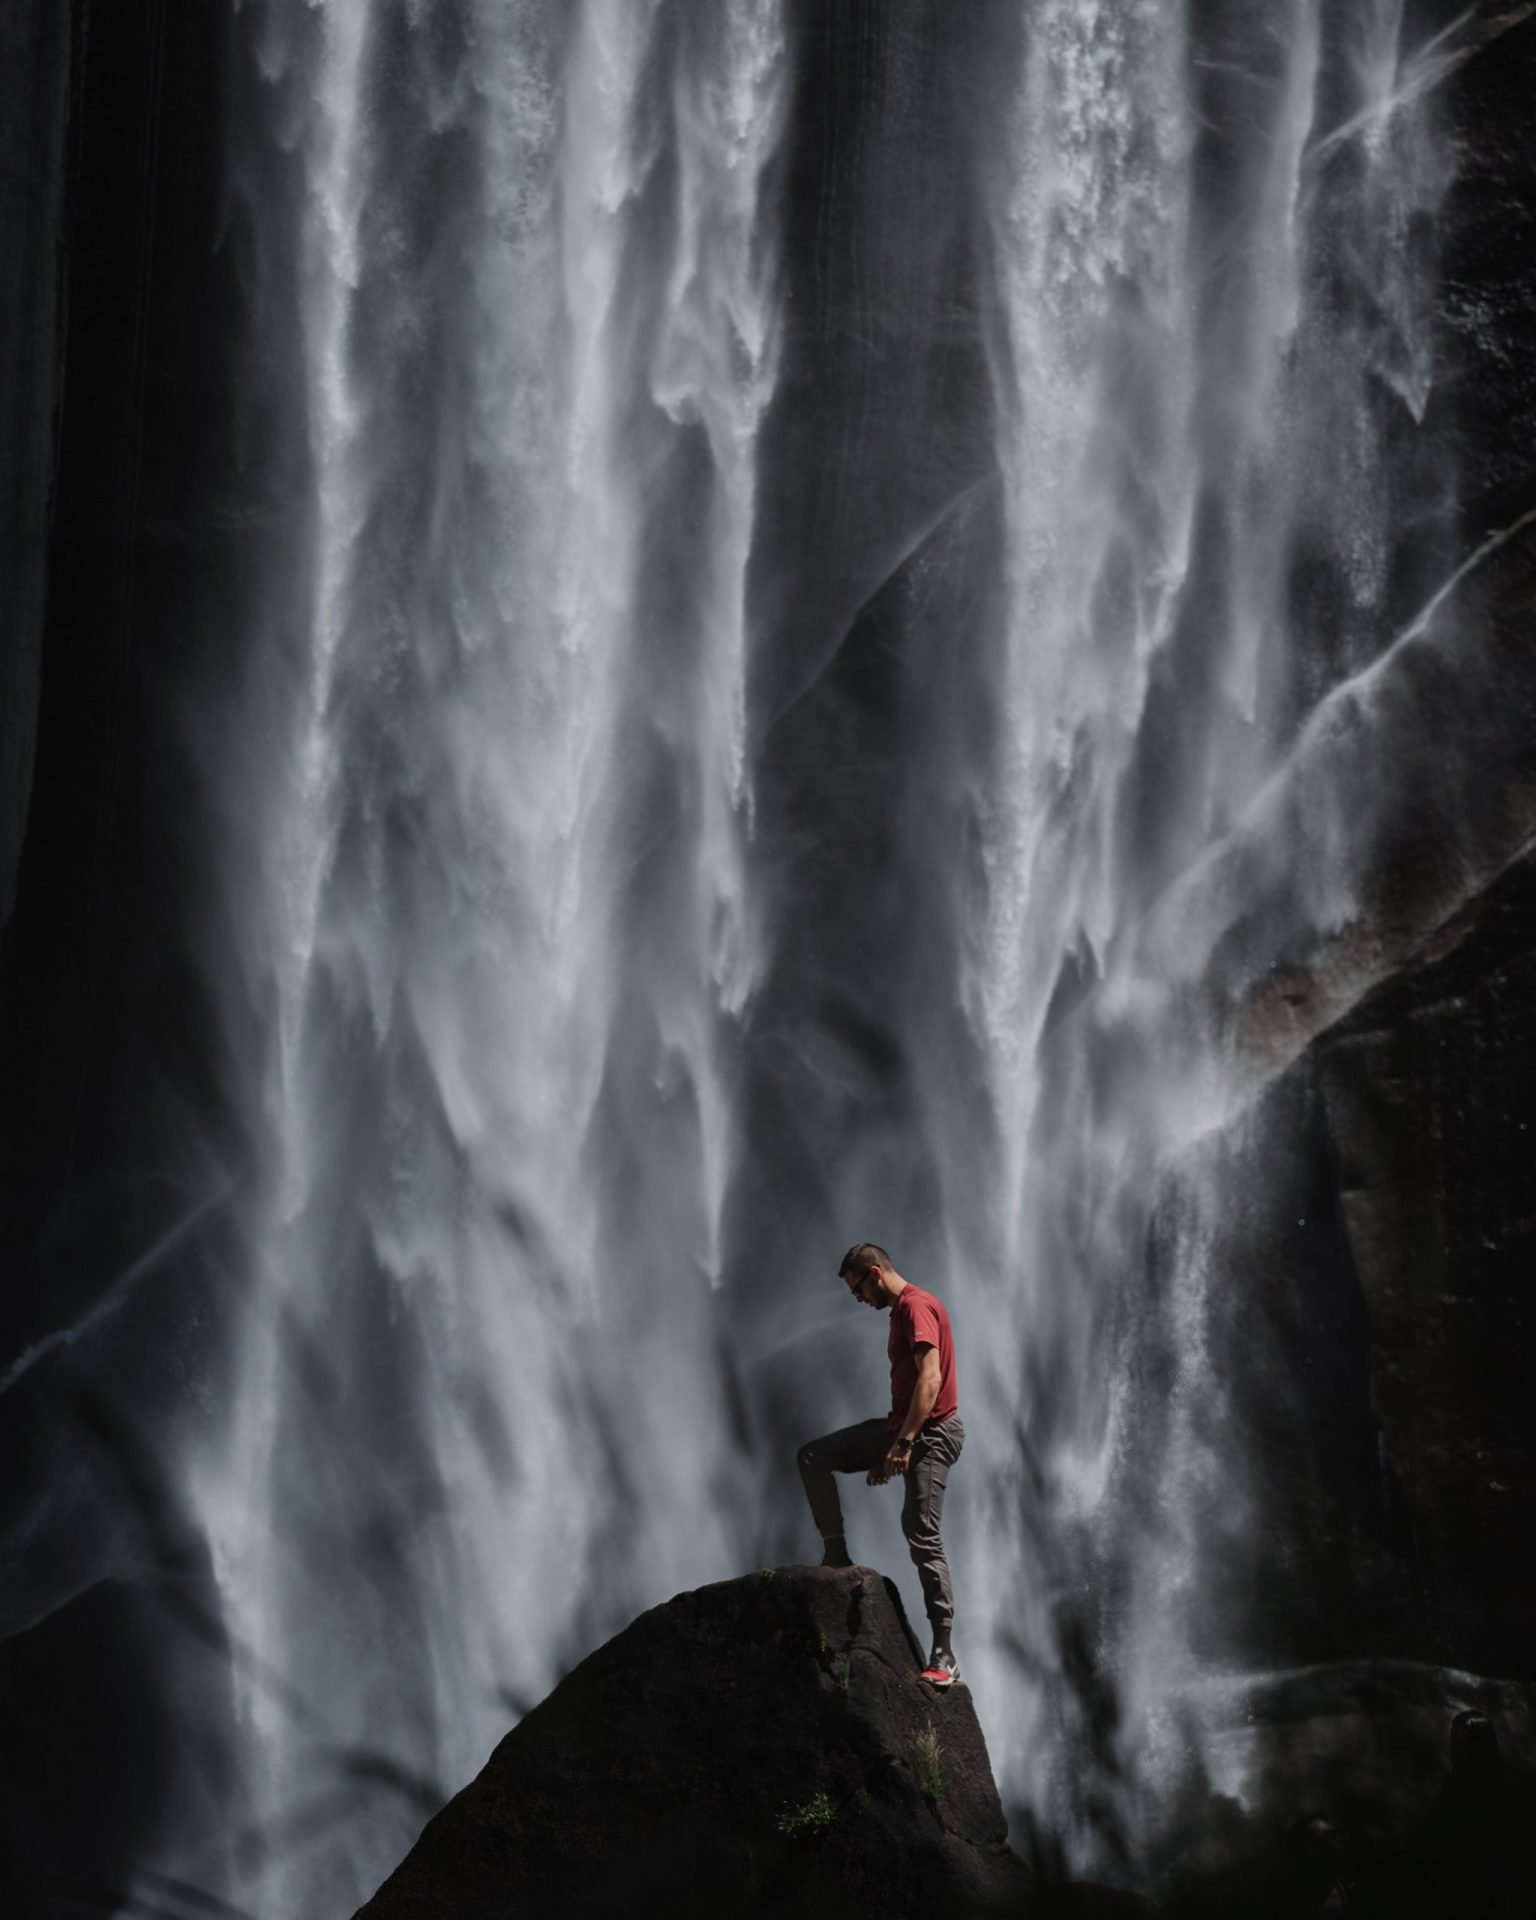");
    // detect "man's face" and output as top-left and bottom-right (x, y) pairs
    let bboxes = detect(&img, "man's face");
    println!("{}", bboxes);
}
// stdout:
(843, 1264), (889, 1311)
